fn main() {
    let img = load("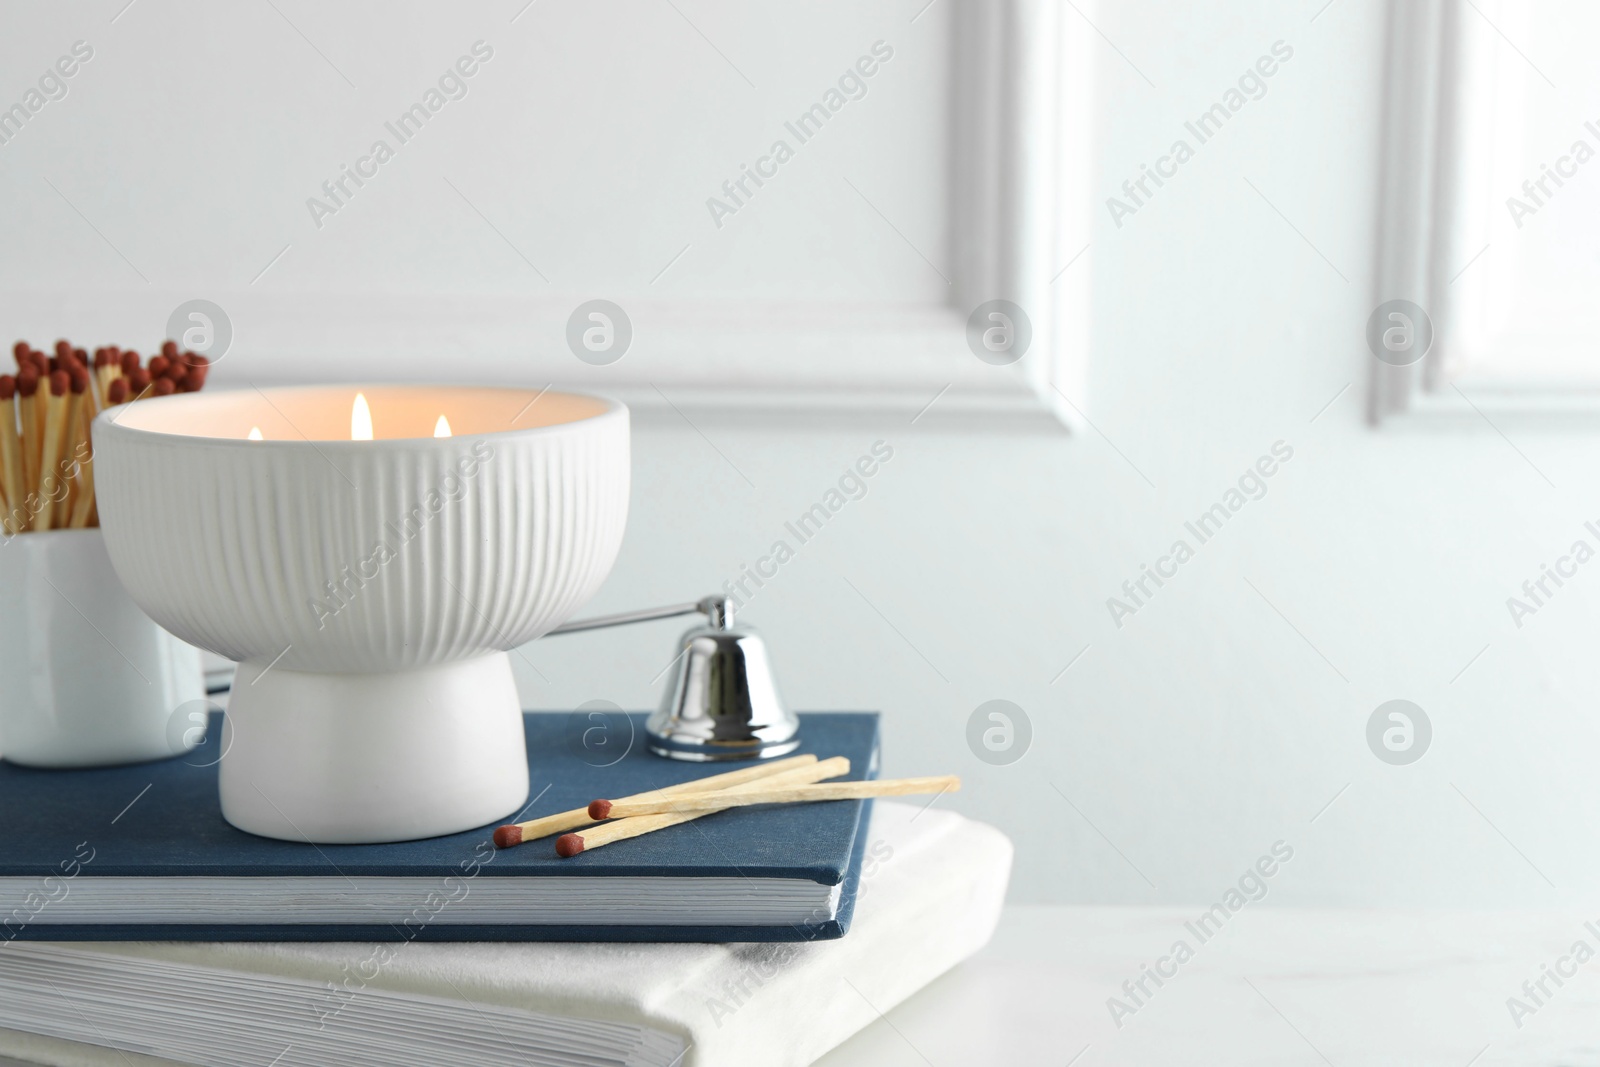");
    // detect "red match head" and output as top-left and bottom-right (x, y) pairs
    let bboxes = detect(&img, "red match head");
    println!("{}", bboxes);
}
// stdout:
(586, 799), (613, 820)
(554, 834), (586, 858)
(492, 825), (523, 849)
